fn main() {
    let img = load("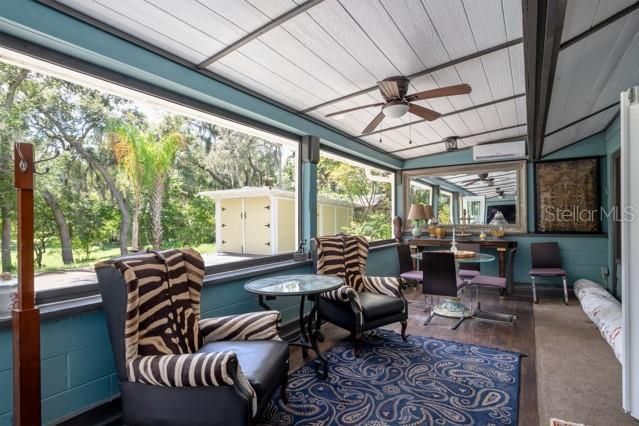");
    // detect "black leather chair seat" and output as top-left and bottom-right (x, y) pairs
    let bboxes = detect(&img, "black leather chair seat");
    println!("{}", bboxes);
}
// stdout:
(199, 340), (288, 400)
(358, 292), (405, 320)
